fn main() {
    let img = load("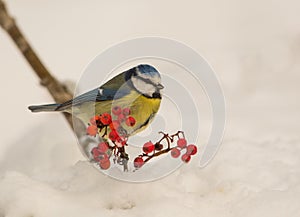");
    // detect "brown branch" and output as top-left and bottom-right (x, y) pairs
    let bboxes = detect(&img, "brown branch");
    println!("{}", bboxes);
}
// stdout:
(143, 131), (185, 164)
(144, 147), (174, 163)
(0, 0), (75, 129)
